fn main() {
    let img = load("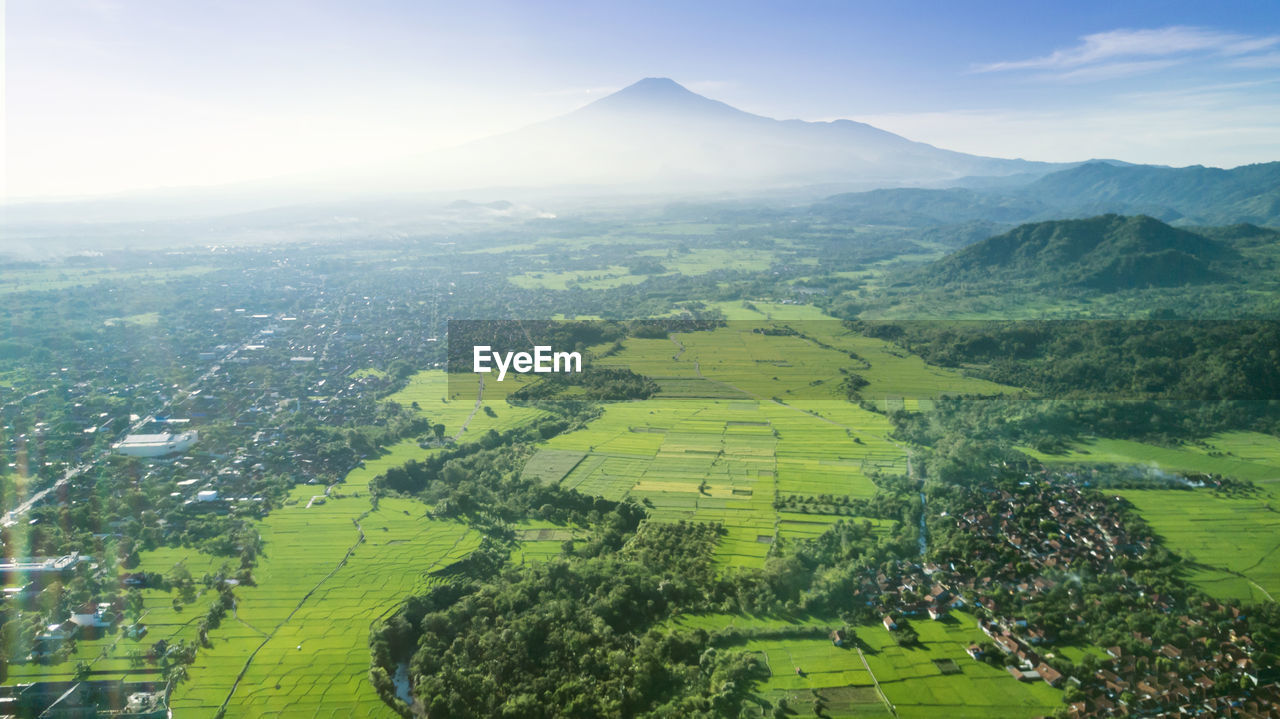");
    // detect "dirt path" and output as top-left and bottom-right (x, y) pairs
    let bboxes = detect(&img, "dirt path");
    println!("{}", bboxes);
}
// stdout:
(857, 647), (898, 717)
(452, 374), (485, 441)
